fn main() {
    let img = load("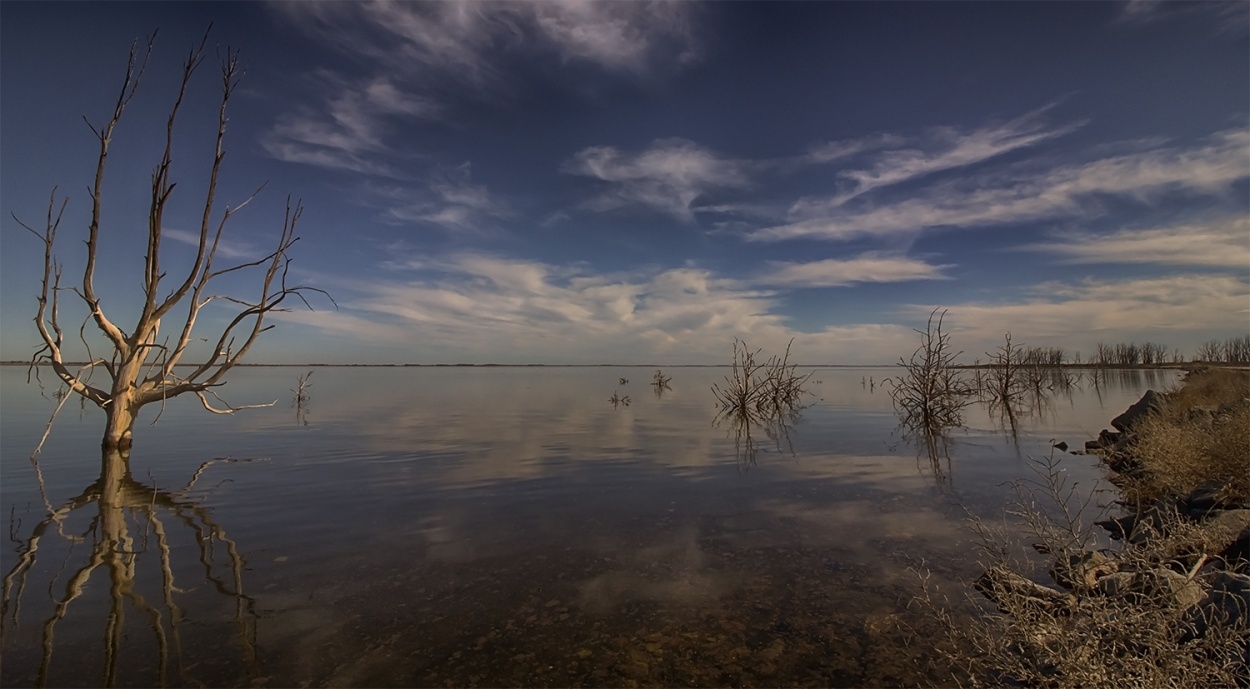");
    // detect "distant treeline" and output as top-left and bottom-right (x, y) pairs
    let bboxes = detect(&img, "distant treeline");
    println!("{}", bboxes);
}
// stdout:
(1193, 335), (1250, 364)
